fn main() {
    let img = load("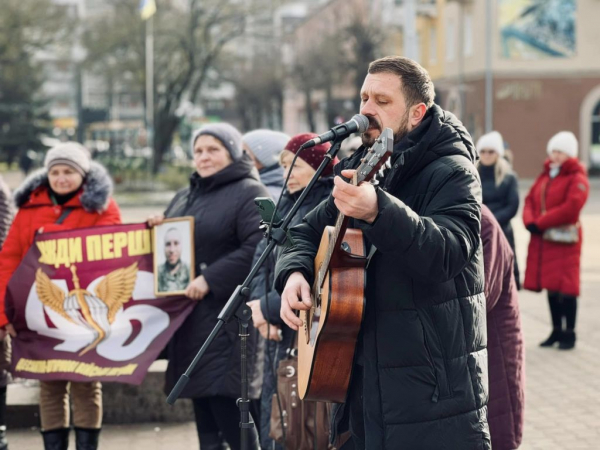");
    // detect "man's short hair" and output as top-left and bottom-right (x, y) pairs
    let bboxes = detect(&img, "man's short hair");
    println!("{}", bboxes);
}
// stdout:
(164, 227), (181, 241)
(368, 56), (435, 109)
